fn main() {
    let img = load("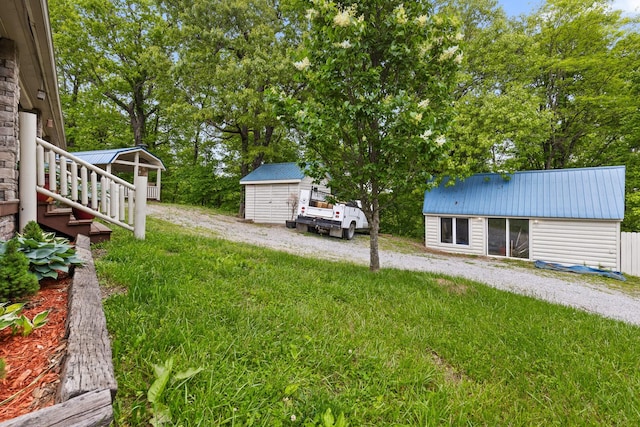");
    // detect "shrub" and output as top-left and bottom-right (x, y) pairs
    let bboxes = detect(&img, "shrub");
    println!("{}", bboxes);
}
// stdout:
(21, 220), (45, 242)
(0, 239), (38, 302)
